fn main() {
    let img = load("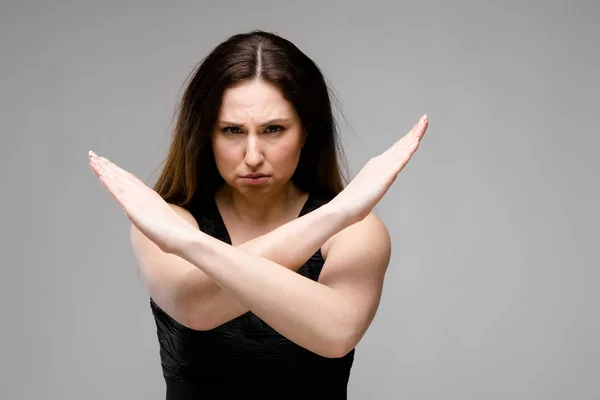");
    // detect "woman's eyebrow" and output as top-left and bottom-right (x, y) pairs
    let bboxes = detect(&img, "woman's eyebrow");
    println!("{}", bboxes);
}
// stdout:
(218, 118), (292, 127)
